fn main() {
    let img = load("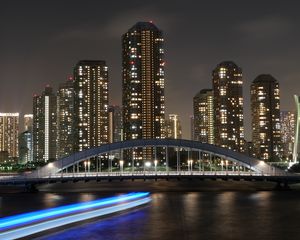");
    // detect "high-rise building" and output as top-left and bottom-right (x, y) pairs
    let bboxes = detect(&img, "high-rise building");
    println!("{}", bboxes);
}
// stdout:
(108, 106), (123, 143)
(33, 86), (57, 162)
(190, 115), (194, 140)
(280, 111), (295, 161)
(57, 79), (74, 158)
(24, 114), (33, 131)
(20, 114), (33, 164)
(19, 130), (33, 164)
(165, 114), (182, 139)
(122, 22), (165, 160)
(193, 89), (214, 144)
(0, 113), (19, 160)
(73, 60), (109, 152)
(251, 74), (282, 161)
(244, 141), (255, 158)
(212, 61), (244, 152)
